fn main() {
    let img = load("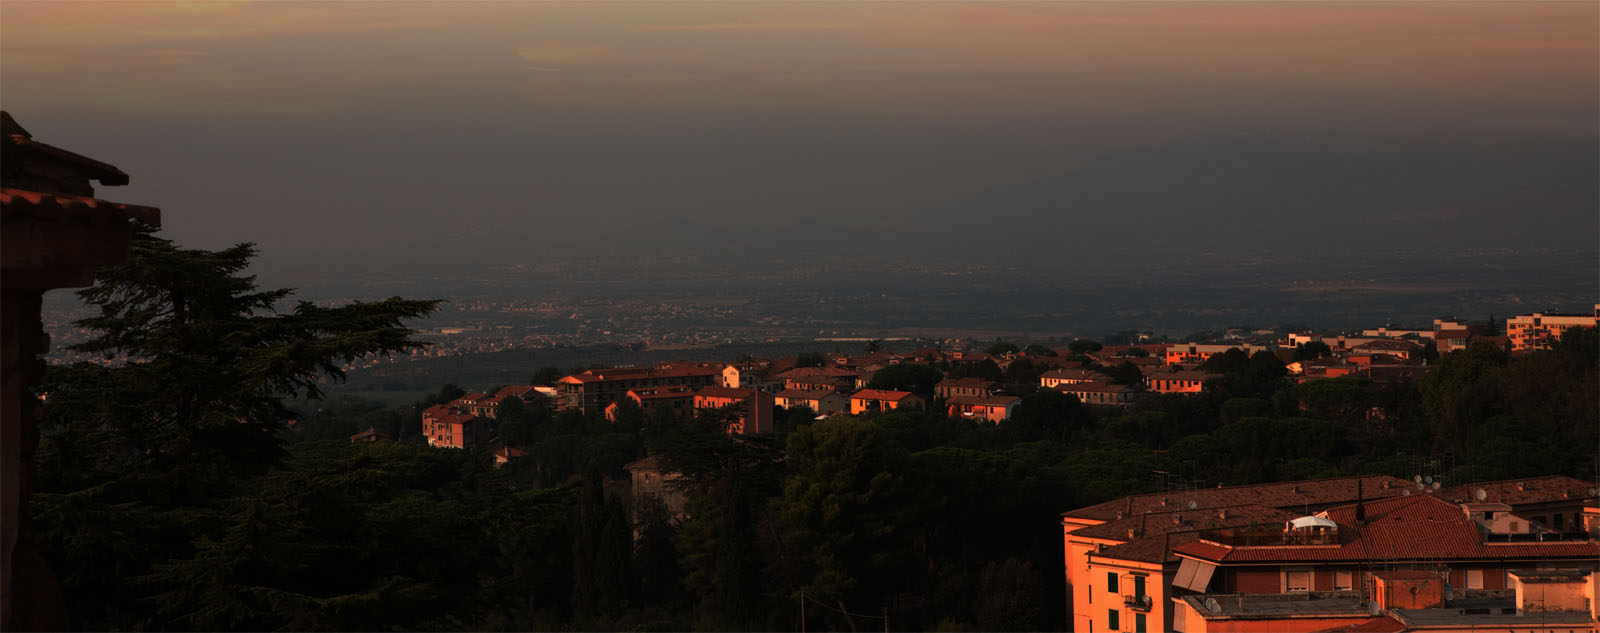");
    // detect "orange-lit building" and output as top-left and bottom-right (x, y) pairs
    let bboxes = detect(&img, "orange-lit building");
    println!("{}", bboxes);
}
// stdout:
(422, 404), (491, 449)
(557, 365), (720, 414)
(1148, 370), (1219, 394)
(1056, 381), (1139, 407)
(945, 394), (1019, 422)
(1165, 343), (1275, 366)
(692, 386), (775, 434)
(1506, 307), (1599, 353)
(605, 386), (696, 422)
(1062, 475), (1599, 633)
(935, 377), (1002, 399)
(848, 389), (923, 415)
(1040, 368), (1112, 389)
(777, 366), (859, 392)
(774, 389), (848, 416)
